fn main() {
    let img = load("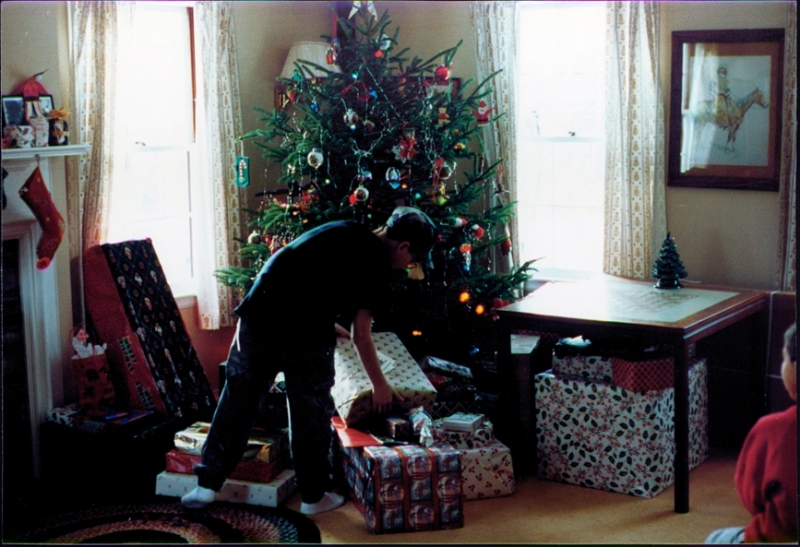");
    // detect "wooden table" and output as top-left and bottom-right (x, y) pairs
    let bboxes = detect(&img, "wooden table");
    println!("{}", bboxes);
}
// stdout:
(495, 275), (768, 513)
